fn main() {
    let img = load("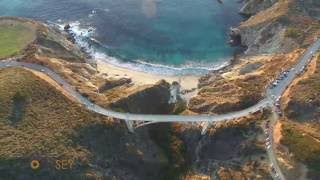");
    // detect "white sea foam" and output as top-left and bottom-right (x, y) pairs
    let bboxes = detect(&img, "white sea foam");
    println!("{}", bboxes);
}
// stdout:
(53, 21), (231, 76)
